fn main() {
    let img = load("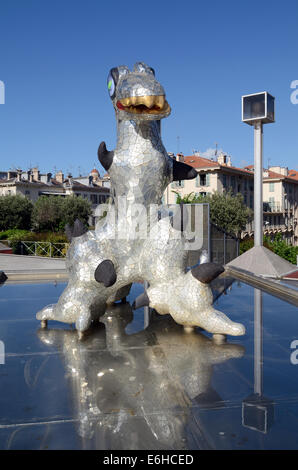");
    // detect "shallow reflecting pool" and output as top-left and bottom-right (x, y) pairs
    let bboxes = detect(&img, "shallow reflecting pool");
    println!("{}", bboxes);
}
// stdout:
(0, 278), (298, 449)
